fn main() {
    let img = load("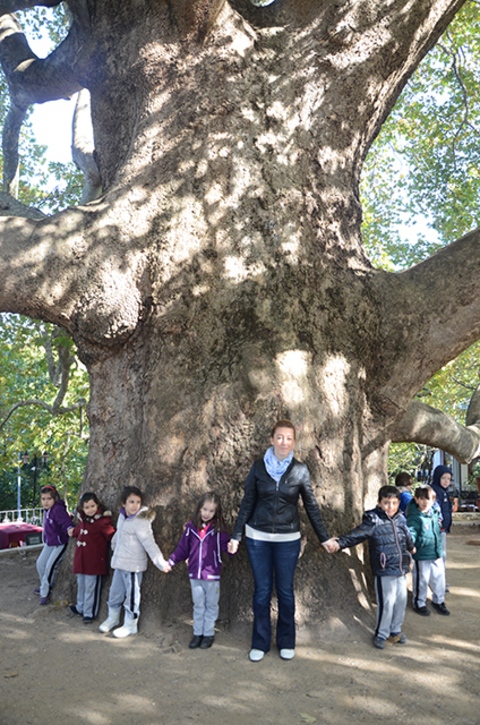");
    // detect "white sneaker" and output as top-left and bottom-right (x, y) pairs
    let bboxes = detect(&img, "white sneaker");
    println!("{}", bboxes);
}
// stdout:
(280, 648), (295, 660)
(249, 648), (265, 662)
